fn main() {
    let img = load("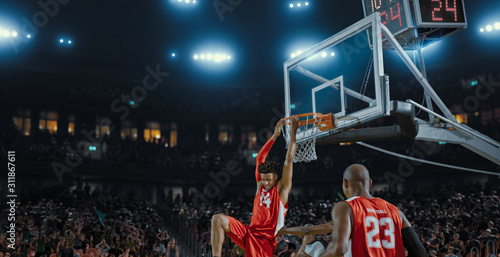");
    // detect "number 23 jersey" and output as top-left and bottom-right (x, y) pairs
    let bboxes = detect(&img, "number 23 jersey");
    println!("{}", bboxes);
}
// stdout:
(344, 196), (405, 257)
